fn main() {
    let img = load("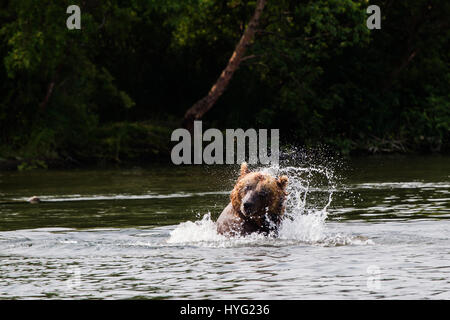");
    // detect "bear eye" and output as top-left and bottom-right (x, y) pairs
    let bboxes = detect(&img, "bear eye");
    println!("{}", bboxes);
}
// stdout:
(244, 185), (252, 191)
